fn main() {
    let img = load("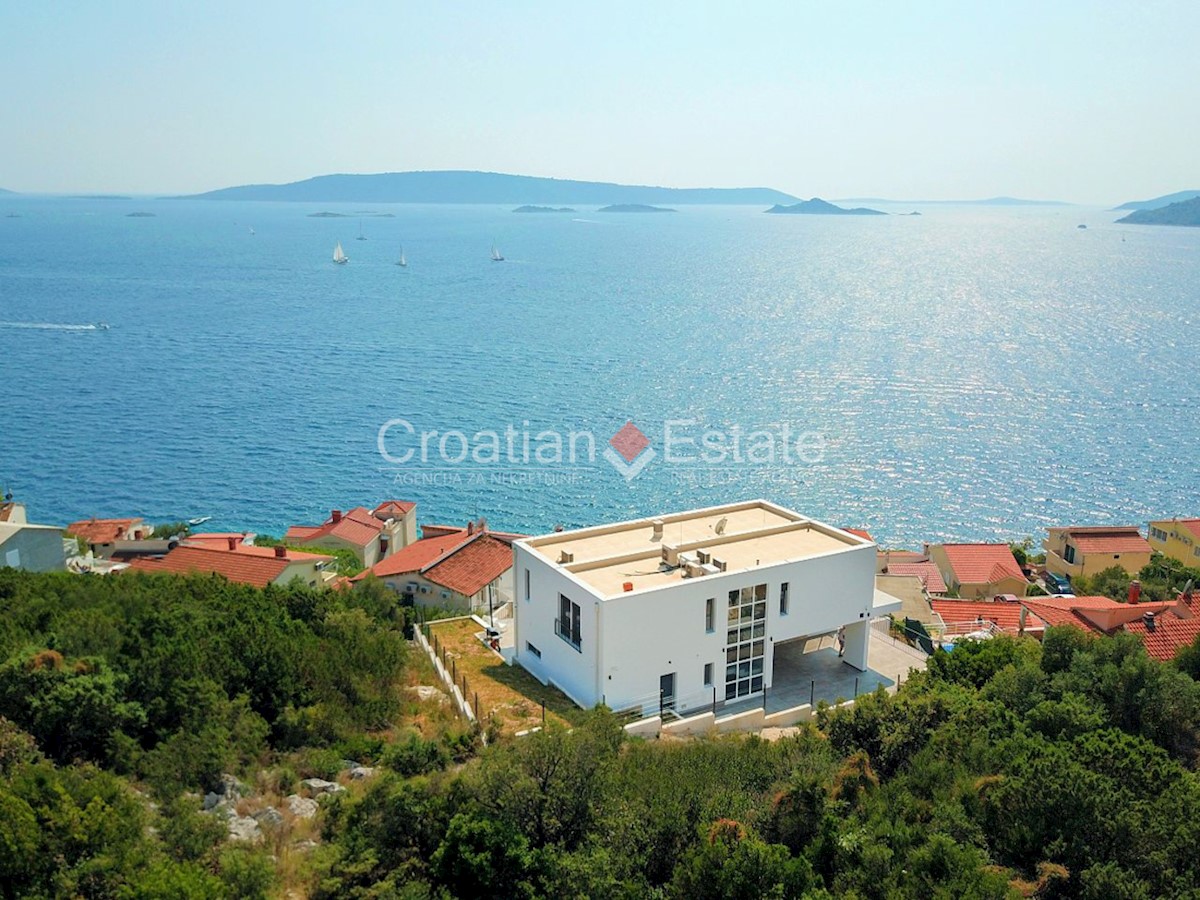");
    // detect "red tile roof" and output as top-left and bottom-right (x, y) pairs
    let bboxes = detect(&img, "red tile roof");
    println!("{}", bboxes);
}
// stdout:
(373, 500), (416, 519)
(356, 529), (515, 597)
(886, 561), (948, 594)
(931, 599), (1043, 633)
(67, 517), (144, 544)
(362, 529), (473, 579)
(127, 546), (293, 588)
(1125, 597), (1200, 661)
(1061, 527), (1151, 555)
(424, 534), (514, 596)
(1020, 595), (1179, 640)
(844, 528), (874, 541)
(285, 507), (384, 548)
(939, 544), (1025, 585)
